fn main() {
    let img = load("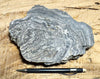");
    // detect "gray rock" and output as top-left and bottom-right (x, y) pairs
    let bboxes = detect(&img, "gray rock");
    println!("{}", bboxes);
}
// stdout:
(9, 5), (94, 65)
